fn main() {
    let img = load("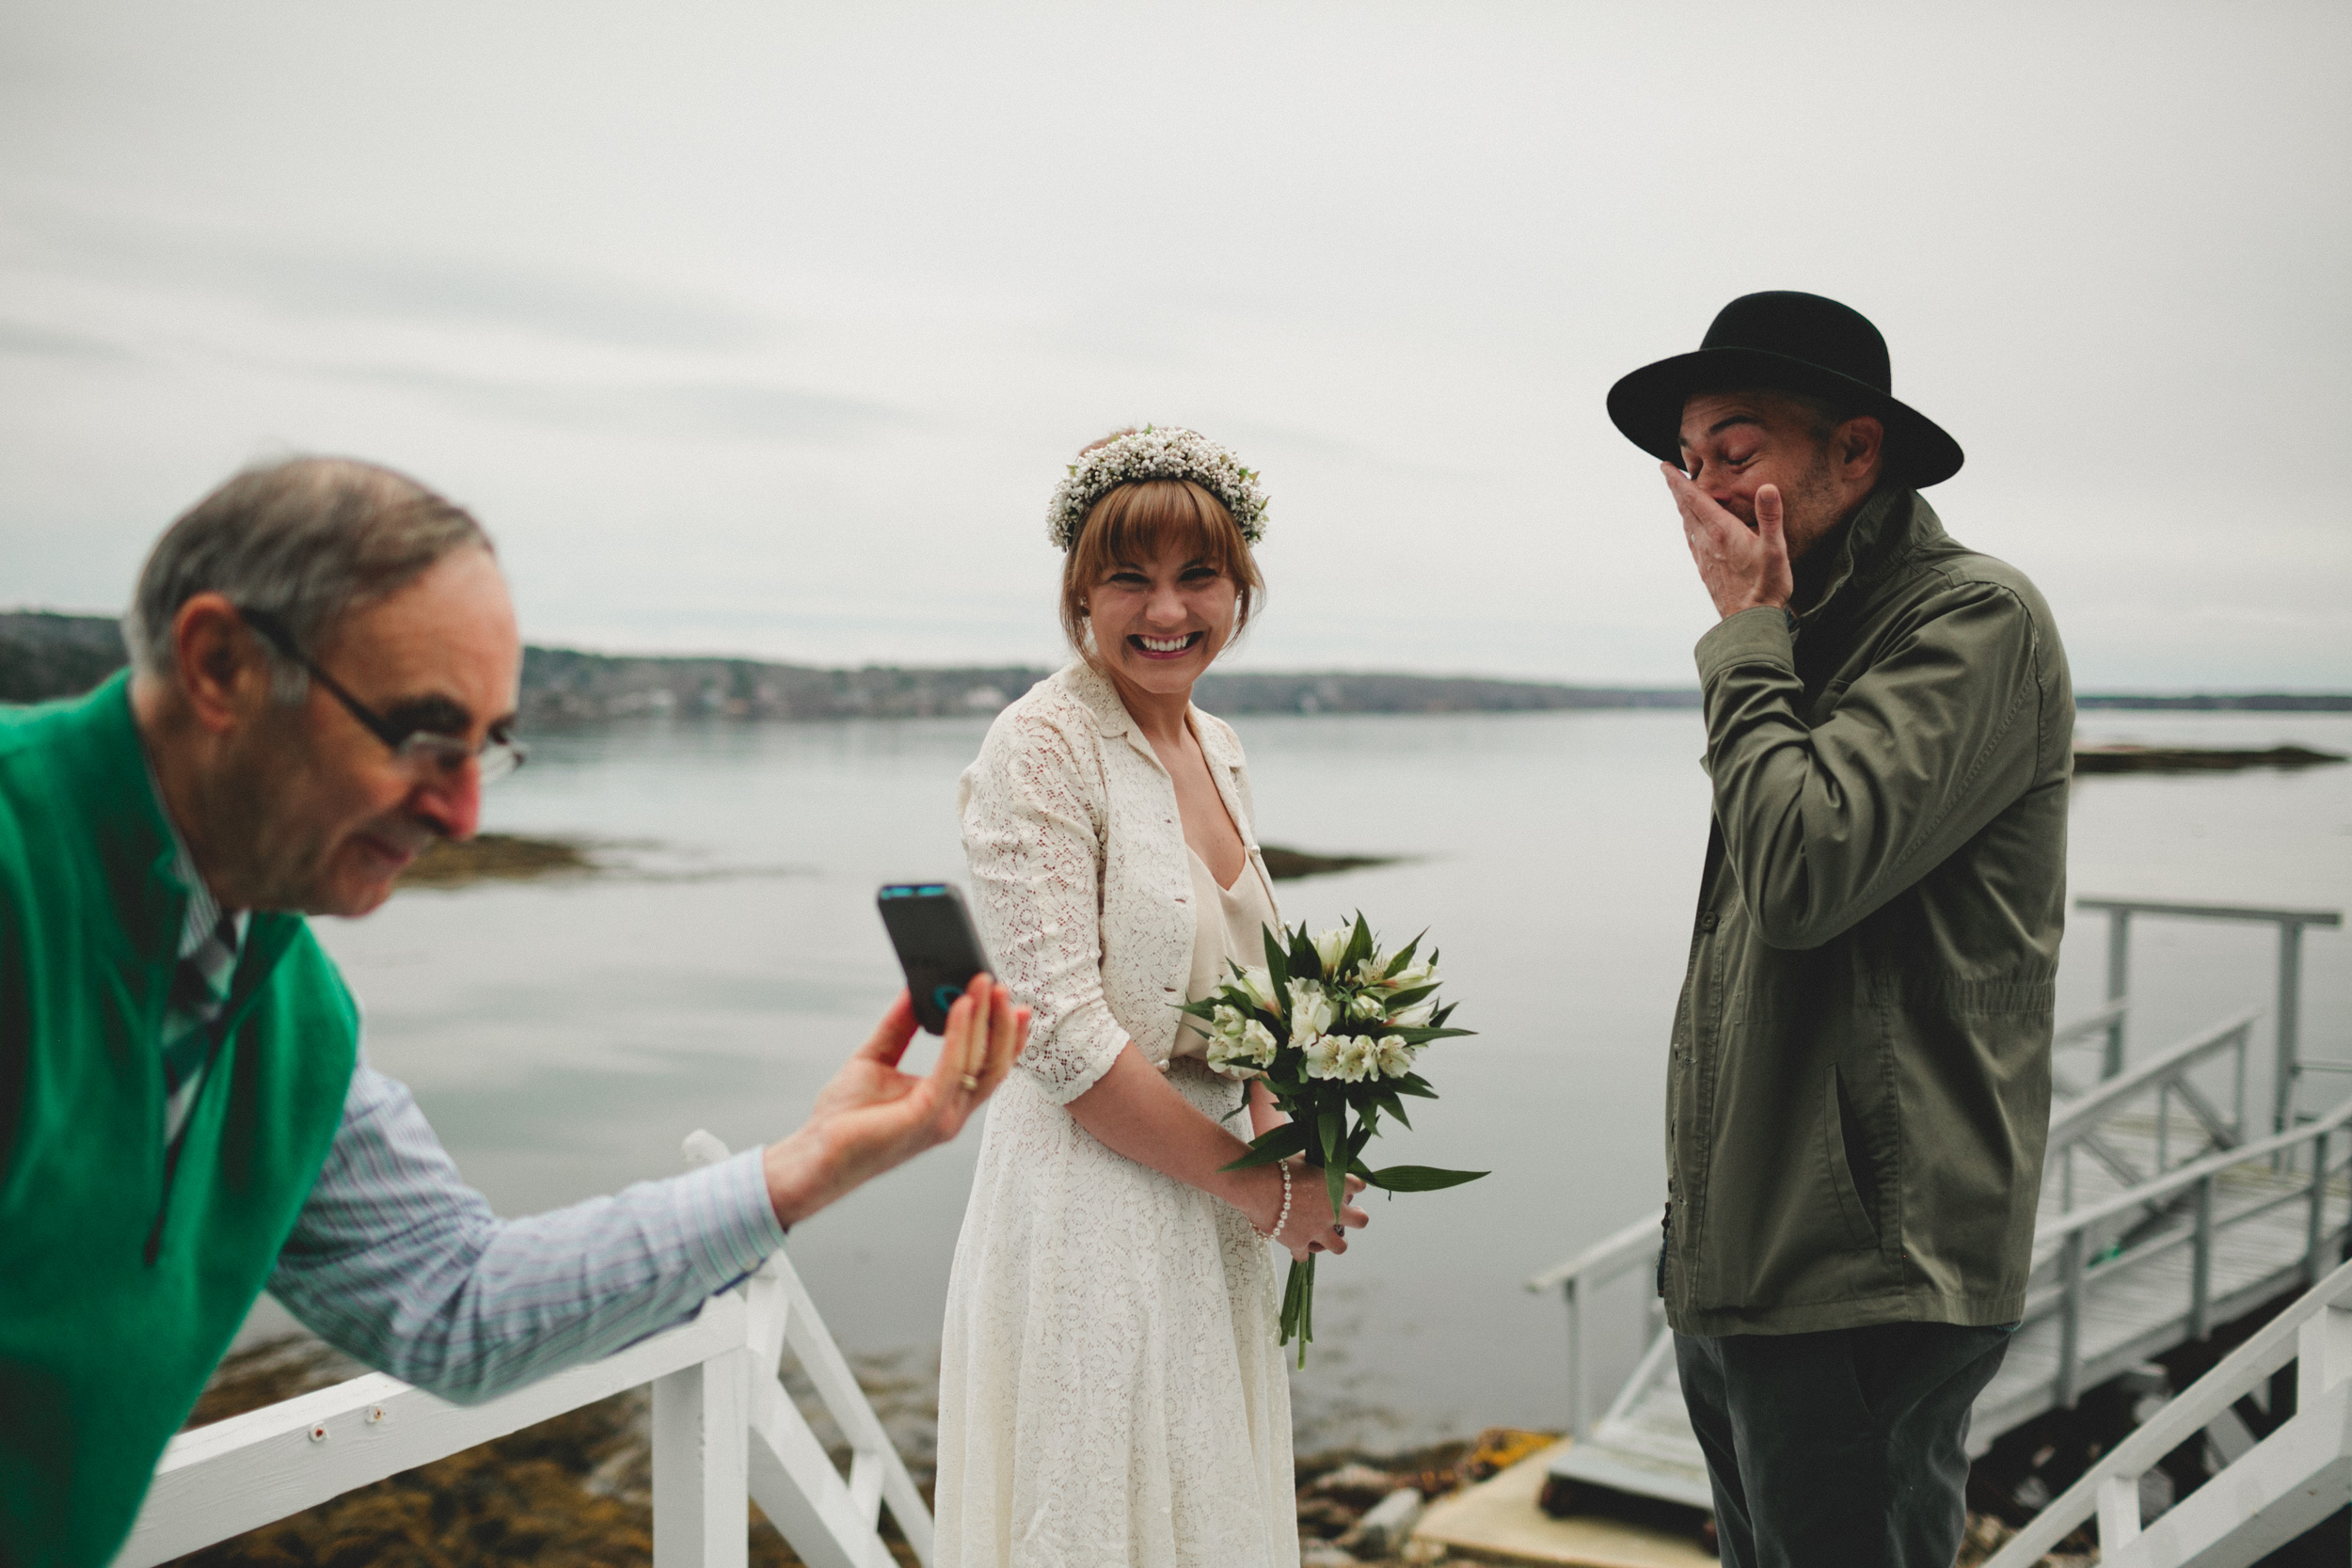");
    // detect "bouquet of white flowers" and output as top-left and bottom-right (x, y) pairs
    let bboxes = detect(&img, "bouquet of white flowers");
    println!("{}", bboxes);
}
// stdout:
(1178, 913), (1485, 1363)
